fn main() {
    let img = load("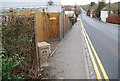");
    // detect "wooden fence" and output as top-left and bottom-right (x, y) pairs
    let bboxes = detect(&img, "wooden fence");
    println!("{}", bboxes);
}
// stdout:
(63, 14), (72, 35)
(15, 9), (72, 43)
(15, 9), (46, 42)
